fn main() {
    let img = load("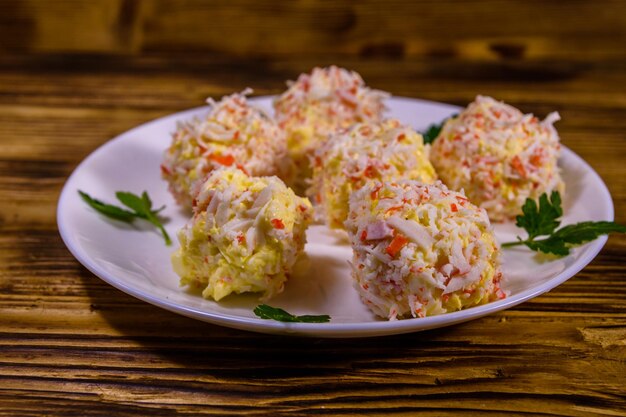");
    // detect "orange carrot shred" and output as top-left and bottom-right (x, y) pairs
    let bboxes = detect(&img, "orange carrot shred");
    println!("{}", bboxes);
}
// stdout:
(386, 234), (409, 257)
(271, 218), (285, 229)
(510, 155), (526, 178)
(210, 154), (235, 166)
